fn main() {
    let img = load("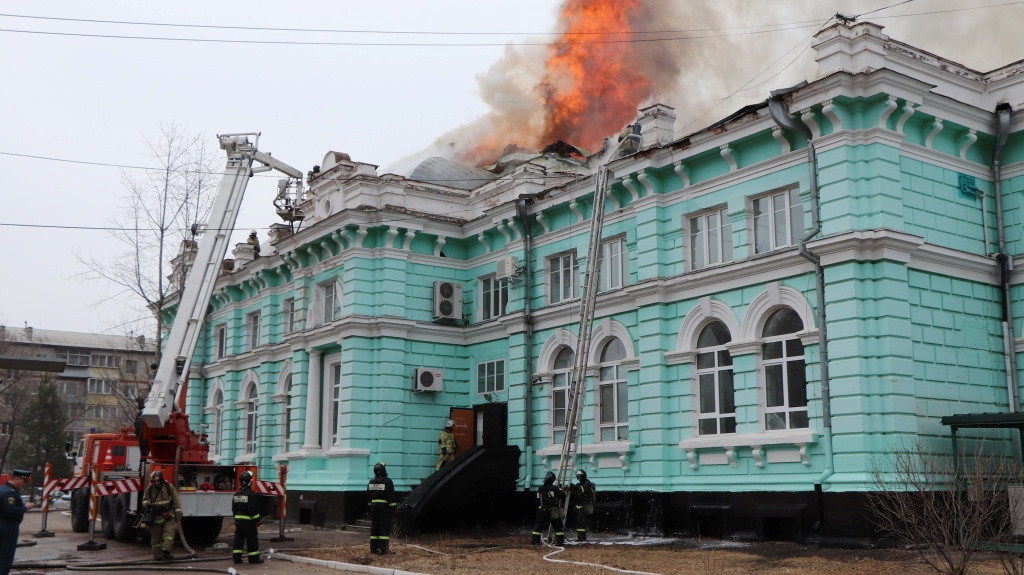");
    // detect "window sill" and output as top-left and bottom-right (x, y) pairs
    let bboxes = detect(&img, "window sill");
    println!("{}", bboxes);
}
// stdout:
(235, 453), (256, 464)
(678, 429), (816, 469)
(325, 446), (371, 458)
(536, 440), (634, 471)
